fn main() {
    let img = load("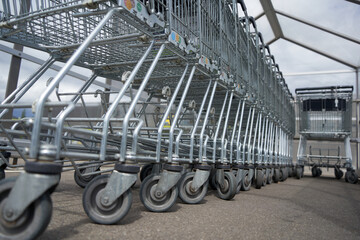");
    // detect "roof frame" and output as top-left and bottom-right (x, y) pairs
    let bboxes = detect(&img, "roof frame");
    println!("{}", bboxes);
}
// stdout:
(258, 0), (360, 69)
